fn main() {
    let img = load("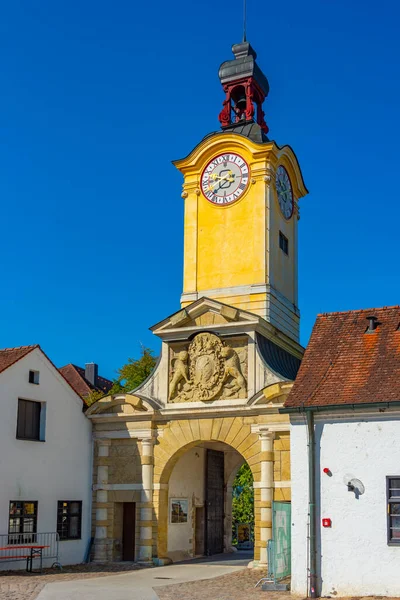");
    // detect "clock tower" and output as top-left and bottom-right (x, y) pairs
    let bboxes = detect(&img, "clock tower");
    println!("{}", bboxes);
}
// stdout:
(174, 42), (307, 343)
